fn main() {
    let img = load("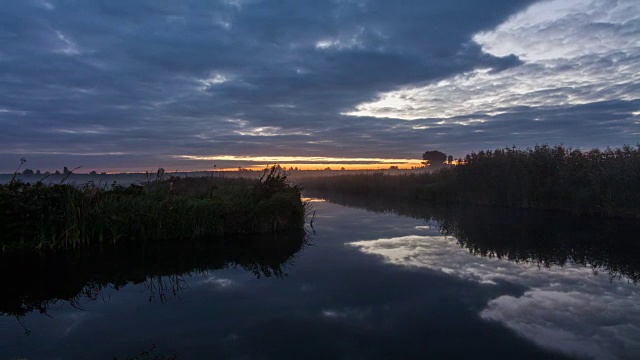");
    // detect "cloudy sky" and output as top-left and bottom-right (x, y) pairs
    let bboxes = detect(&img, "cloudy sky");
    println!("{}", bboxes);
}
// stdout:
(1, 0), (639, 172)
